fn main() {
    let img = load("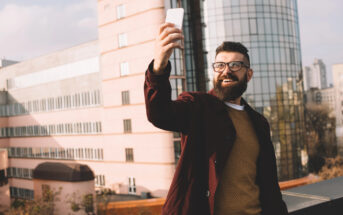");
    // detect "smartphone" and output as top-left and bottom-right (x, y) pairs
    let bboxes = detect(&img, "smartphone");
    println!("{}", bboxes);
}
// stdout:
(165, 8), (184, 29)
